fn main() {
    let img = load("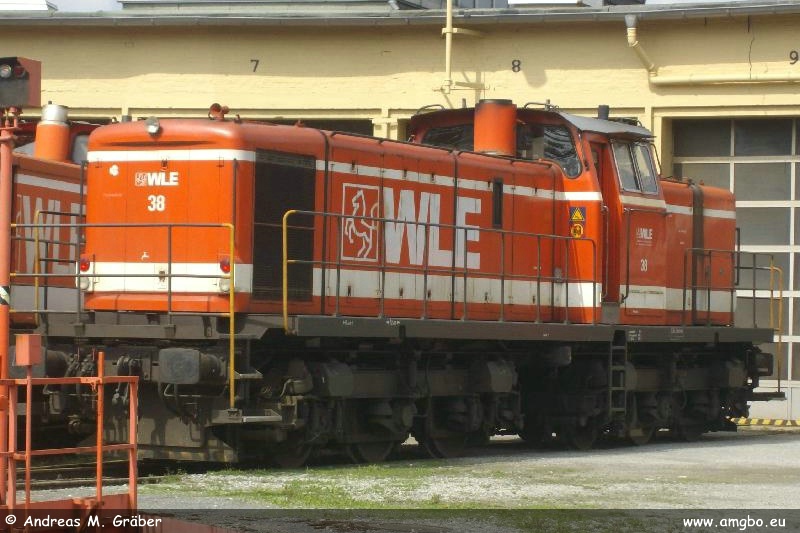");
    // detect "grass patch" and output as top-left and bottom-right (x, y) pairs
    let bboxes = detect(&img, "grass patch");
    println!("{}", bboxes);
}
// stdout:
(142, 459), (533, 508)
